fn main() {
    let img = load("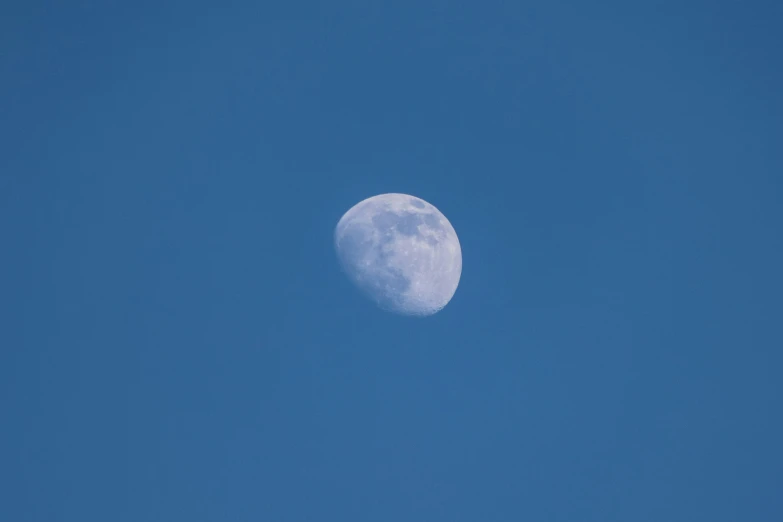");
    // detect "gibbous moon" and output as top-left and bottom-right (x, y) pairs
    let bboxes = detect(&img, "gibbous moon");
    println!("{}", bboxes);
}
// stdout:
(334, 193), (462, 316)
